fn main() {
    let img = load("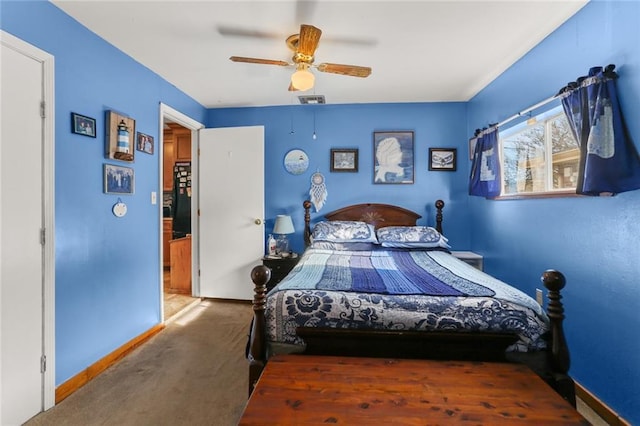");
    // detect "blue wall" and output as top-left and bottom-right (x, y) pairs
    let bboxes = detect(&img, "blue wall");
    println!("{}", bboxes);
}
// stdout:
(467, 1), (640, 422)
(208, 103), (470, 254)
(1, 1), (207, 384)
(2, 0), (638, 422)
